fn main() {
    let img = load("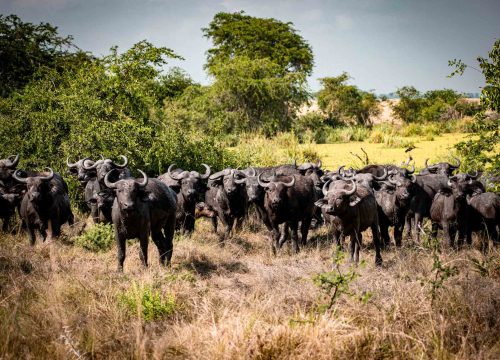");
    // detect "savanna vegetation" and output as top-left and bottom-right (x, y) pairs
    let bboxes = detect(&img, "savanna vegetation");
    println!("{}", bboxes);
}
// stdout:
(0, 11), (499, 359)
